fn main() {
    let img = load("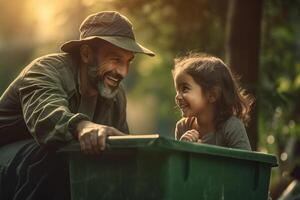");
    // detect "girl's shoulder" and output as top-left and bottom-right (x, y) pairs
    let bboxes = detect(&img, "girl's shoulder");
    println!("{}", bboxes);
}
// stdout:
(219, 116), (251, 150)
(222, 116), (245, 130)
